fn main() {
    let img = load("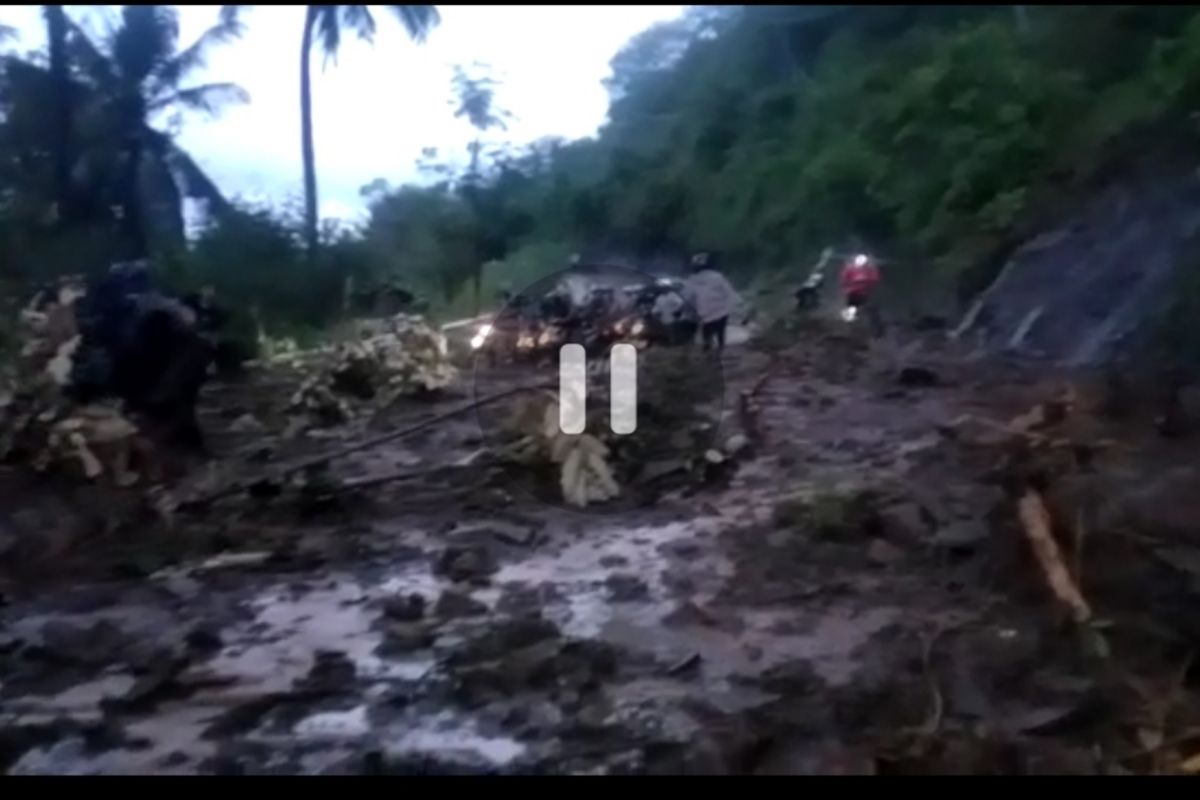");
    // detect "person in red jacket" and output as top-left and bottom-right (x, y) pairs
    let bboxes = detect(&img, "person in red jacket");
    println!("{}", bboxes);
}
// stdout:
(841, 253), (880, 302)
(839, 253), (882, 330)
(840, 252), (879, 303)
